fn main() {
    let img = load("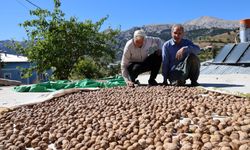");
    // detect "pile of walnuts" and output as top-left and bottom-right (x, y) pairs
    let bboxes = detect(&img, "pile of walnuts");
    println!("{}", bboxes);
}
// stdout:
(0, 86), (250, 150)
